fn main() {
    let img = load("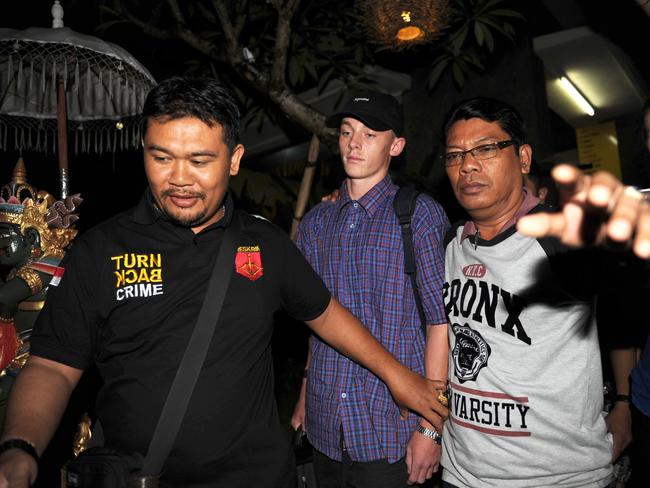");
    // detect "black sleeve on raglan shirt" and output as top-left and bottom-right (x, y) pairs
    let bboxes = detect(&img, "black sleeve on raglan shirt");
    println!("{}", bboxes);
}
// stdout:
(536, 229), (650, 346)
(30, 236), (102, 370)
(278, 231), (331, 322)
